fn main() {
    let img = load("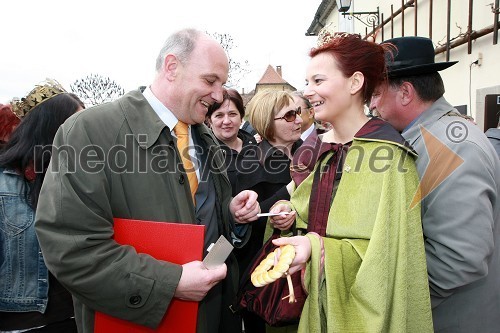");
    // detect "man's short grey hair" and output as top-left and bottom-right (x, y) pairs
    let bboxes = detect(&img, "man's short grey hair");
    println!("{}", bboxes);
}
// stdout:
(155, 28), (204, 72)
(291, 91), (313, 109)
